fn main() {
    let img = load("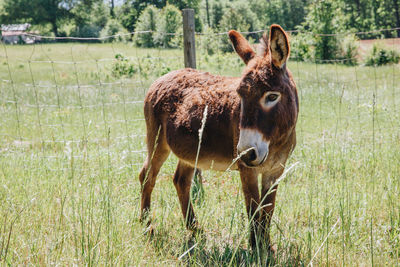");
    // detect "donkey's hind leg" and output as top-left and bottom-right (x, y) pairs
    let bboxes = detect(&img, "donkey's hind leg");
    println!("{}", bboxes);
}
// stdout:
(139, 124), (170, 222)
(173, 161), (197, 229)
